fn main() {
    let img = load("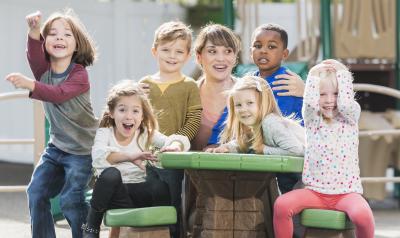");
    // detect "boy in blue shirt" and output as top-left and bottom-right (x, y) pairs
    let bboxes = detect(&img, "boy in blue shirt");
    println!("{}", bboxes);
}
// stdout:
(251, 23), (304, 194)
